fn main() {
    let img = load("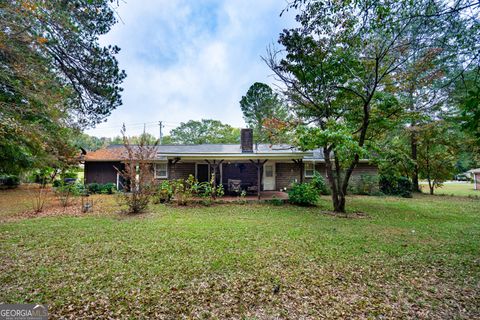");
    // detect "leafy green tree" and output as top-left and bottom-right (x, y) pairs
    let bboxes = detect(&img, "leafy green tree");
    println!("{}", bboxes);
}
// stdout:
(268, 0), (478, 212)
(451, 67), (480, 147)
(0, 0), (125, 174)
(417, 122), (458, 195)
(160, 135), (173, 145)
(74, 133), (110, 151)
(240, 82), (289, 145)
(169, 120), (240, 144)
